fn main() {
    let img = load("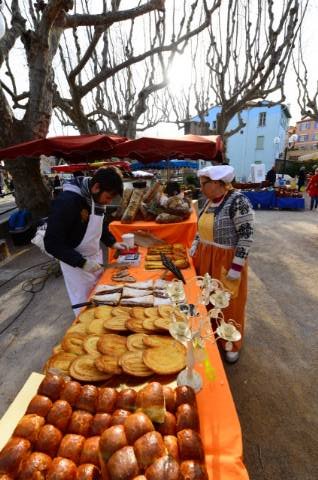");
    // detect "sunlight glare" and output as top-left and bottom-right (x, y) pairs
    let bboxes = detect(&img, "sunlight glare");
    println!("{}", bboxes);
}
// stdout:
(167, 54), (194, 95)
